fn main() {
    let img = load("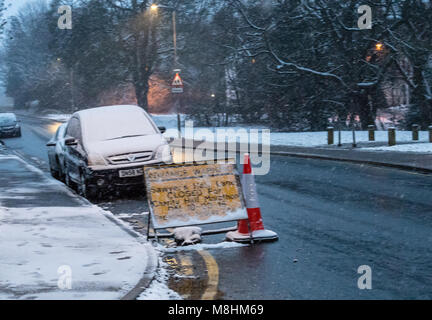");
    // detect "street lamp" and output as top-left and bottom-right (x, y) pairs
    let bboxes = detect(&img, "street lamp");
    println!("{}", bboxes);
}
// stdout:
(375, 42), (384, 52)
(150, 3), (181, 137)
